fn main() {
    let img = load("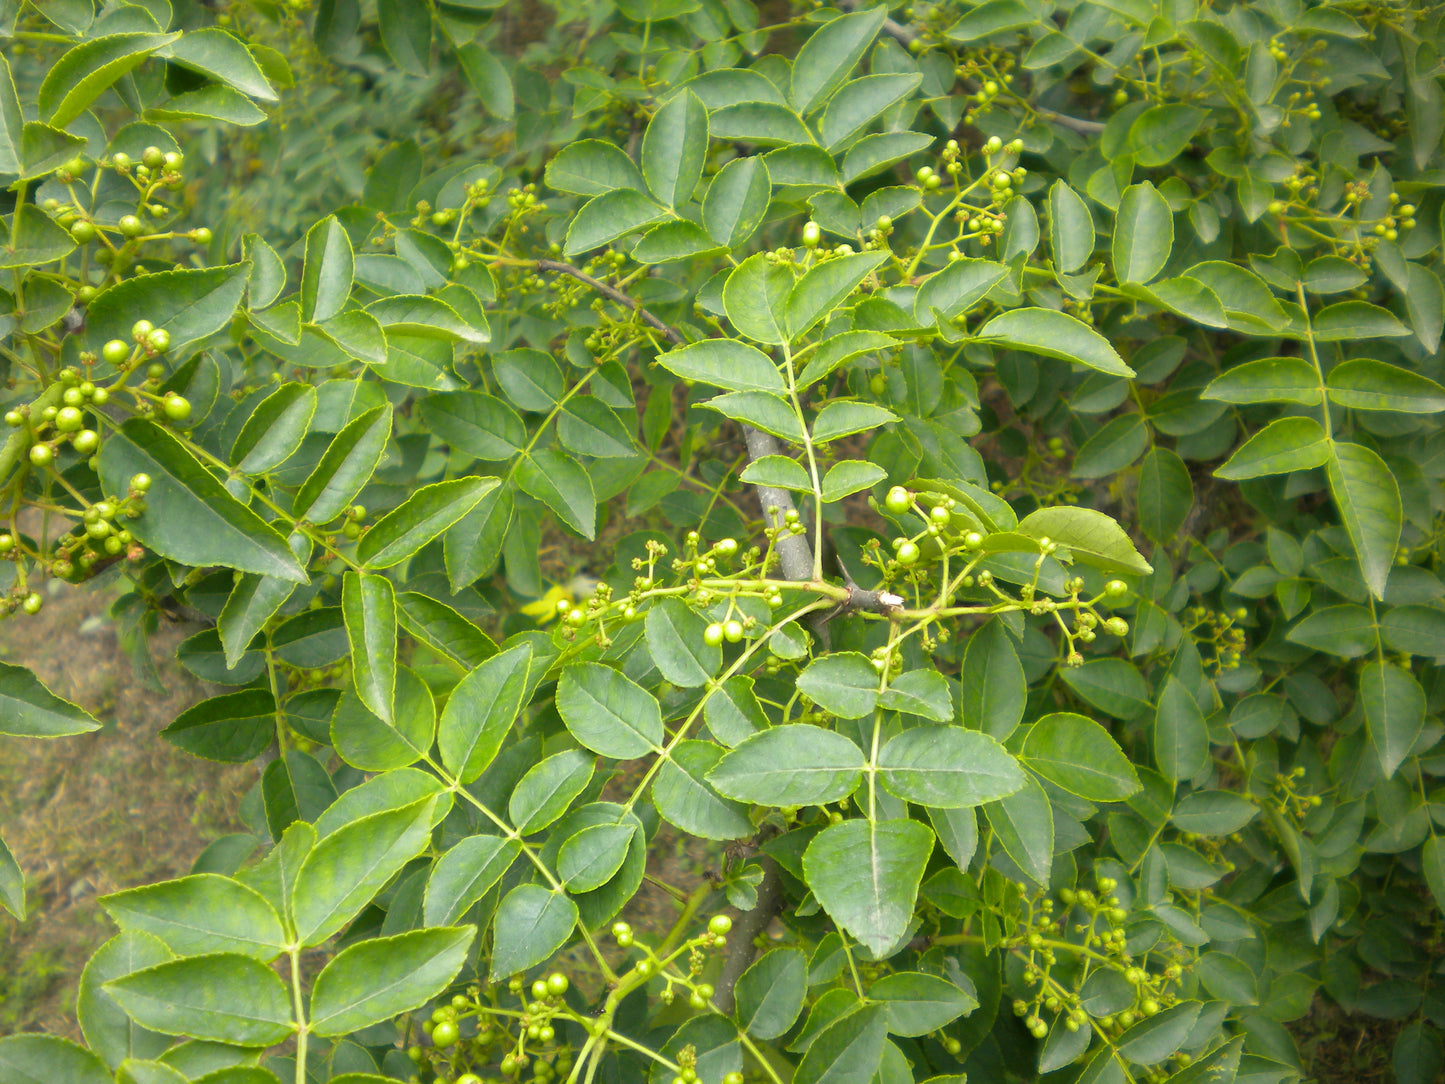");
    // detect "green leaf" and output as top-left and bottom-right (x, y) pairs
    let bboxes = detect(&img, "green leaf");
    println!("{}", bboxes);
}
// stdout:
(558, 822), (637, 891)
(490, 884), (578, 980)
(975, 308), (1135, 378)
(1287, 603), (1376, 657)
(366, 293), (489, 344)
(740, 455), (811, 491)
(724, 252), (793, 345)
(1048, 181), (1095, 273)
(1214, 417), (1329, 480)
(1422, 836), (1445, 916)
(736, 949), (808, 1038)
(1326, 358), (1445, 413)
(100, 875), (285, 961)
(812, 402), (897, 444)
(231, 384), (316, 474)
(342, 572), (396, 723)
(1023, 713), (1141, 801)
(1327, 440), (1400, 600)
(310, 927), (475, 1037)
(789, 6), (886, 115)
(1113, 182), (1173, 285)
(795, 1004), (888, 1084)
(1116, 1002), (1201, 1064)
(1059, 659), (1151, 720)
(558, 661), (664, 758)
(869, 971), (979, 1036)
(510, 753), (595, 833)
(655, 338), (785, 393)
(960, 620), (1026, 739)
(377, 0), (430, 73)
(0, 832), (22, 920)
(161, 690), (274, 763)
(517, 449), (596, 539)
(0, 55), (21, 176)
(563, 189), (668, 256)
(803, 818), (933, 955)
(983, 773), (1053, 887)
(1201, 357), (1322, 405)
(98, 419), (306, 582)
(357, 476), (497, 569)
(651, 740), (752, 840)
(330, 666), (434, 771)
(1171, 791), (1259, 835)
(39, 33), (178, 127)
(1404, 262), (1445, 354)
(105, 954), (293, 1046)
(439, 643), (532, 784)
(418, 392), (526, 460)
(0, 204), (74, 268)
(78, 931), (173, 1071)
(294, 405), (392, 524)
(643, 90), (708, 209)
(86, 263), (249, 359)
(291, 796), (437, 946)
(544, 139), (643, 197)
(1137, 447), (1193, 545)
(0, 661), (100, 738)
(1128, 105), (1206, 167)
(708, 102), (816, 146)
(820, 73), (921, 151)
(798, 652), (880, 718)
(702, 391), (805, 443)
(151, 85), (267, 126)
(786, 251), (888, 341)
(1196, 952), (1259, 1005)
(17, 121), (85, 182)
(708, 724), (865, 805)
(457, 44), (514, 120)
(945, 0), (1034, 41)
(878, 669), (952, 722)
(1360, 661), (1424, 777)
(0, 1035), (112, 1084)
(633, 220), (724, 264)
(1155, 675), (1209, 781)
(703, 156), (770, 248)
(646, 597), (720, 688)
(423, 834), (520, 926)
(1015, 506), (1152, 576)
(914, 258), (1008, 325)
(299, 215), (353, 324)
(878, 725), (1024, 808)
(1312, 301), (1411, 341)
(160, 29), (276, 100)
(1071, 413), (1149, 479)
(821, 460), (886, 503)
